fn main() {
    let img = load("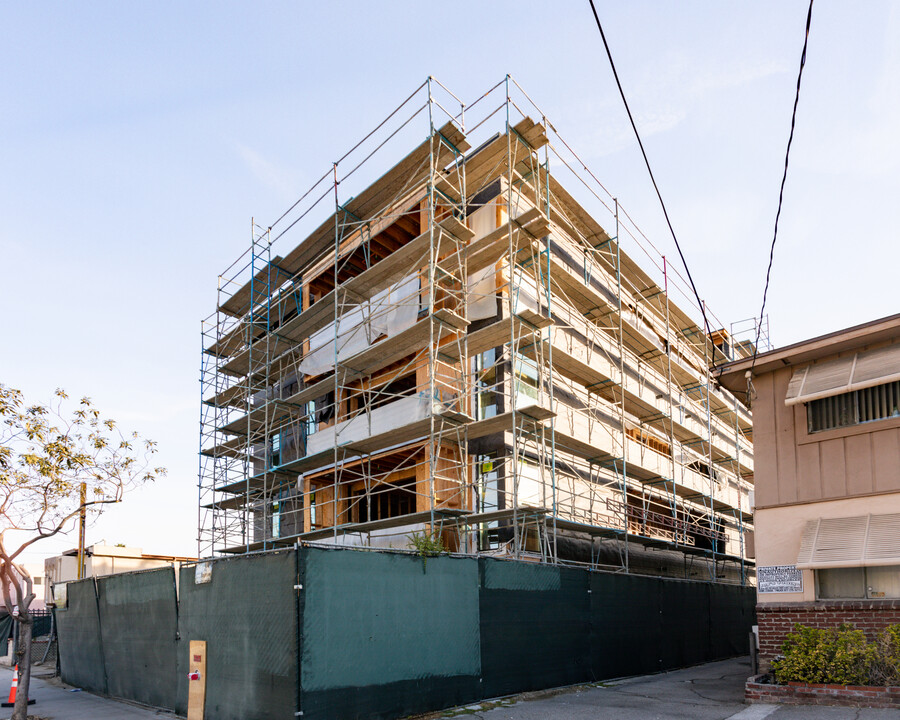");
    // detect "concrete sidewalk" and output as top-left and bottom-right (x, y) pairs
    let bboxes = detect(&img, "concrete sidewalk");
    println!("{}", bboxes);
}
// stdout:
(436, 657), (899, 720)
(0, 665), (175, 720)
